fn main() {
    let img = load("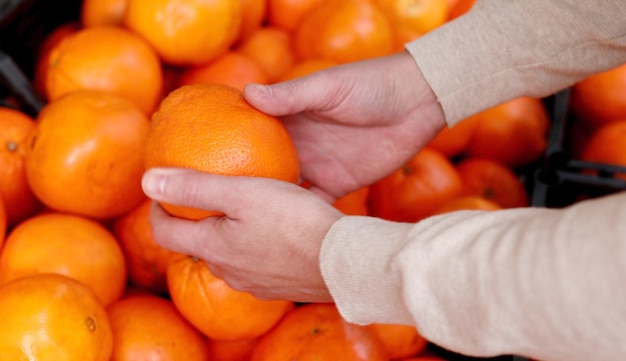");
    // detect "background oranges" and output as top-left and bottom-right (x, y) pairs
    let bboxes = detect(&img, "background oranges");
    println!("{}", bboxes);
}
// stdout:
(0, 212), (127, 306)
(123, 0), (242, 66)
(25, 90), (149, 220)
(107, 294), (211, 360)
(44, 25), (163, 116)
(112, 199), (174, 294)
(4, 1), (625, 360)
(177, 51), (270, 91)
(250, 303), (388, 361)
(166, 253), (295, 341)
(293, 0), (395, 64)
(0, 107), (41, 227)
(0, 273), (113, 361)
